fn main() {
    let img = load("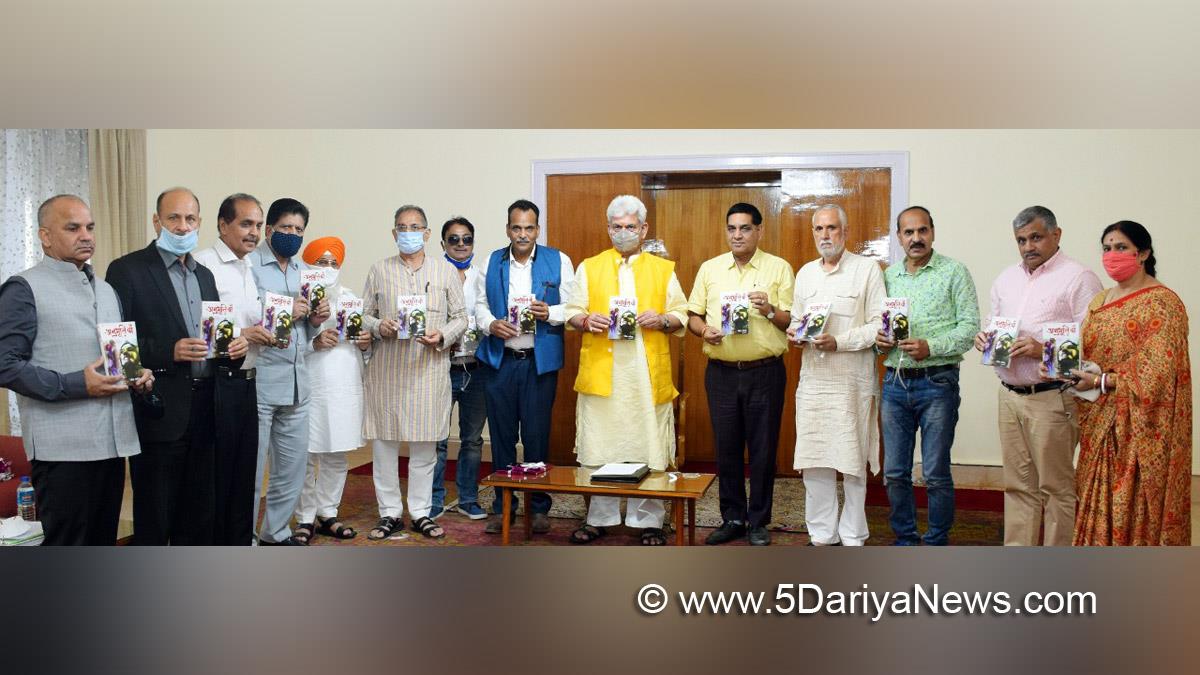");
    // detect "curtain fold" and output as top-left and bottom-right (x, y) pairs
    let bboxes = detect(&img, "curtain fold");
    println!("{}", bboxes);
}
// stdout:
(87, 129), (147, 277)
